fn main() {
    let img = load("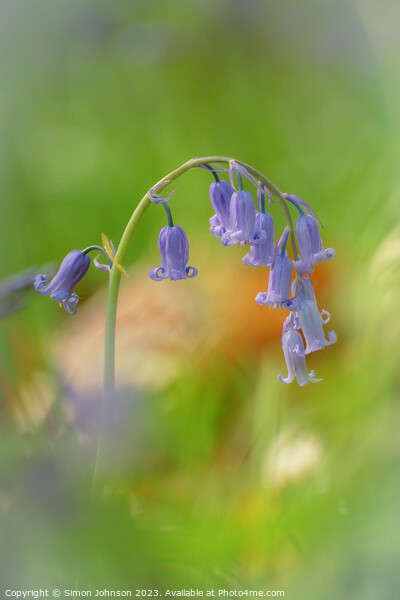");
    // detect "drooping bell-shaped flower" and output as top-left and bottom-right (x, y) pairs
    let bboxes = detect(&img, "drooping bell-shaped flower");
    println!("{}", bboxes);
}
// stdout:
(149, 225), (198, 281)
(255, 230), (292, 308)
(298, 299), (337, 354)
(279, 325), (322, 386)
(34, 250), (91, 315)
(293, 214), (335, 275)
(291, 277), (337, 353)
(209, 180), (234, 239)
(242, 211), (274, 267)
(222, 190), (266, 246)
